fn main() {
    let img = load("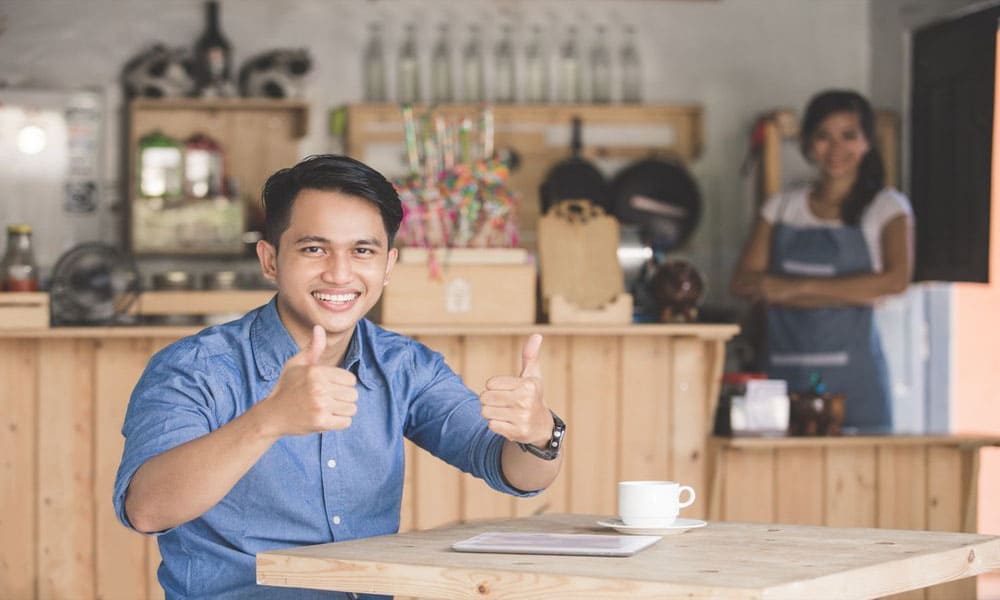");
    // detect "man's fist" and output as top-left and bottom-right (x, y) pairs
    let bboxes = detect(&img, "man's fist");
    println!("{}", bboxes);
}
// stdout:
(479, 334), (552, 446)
(261, 325), (359, 436)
